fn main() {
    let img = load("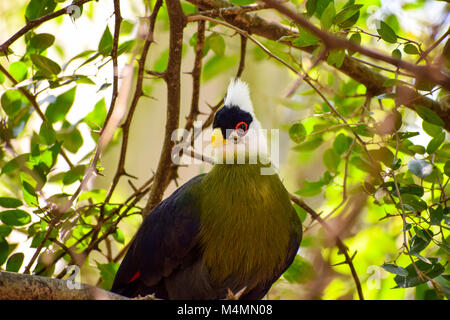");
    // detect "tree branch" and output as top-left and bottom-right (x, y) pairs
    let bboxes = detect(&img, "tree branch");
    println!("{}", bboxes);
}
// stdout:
(0, 0), (94, 54)
(186, 0), (450, 131)
(144, 0), (186, 214)
(0, 271), (127, 300)
(260, 0), (450, 91)
(289, 194), (365, 300)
